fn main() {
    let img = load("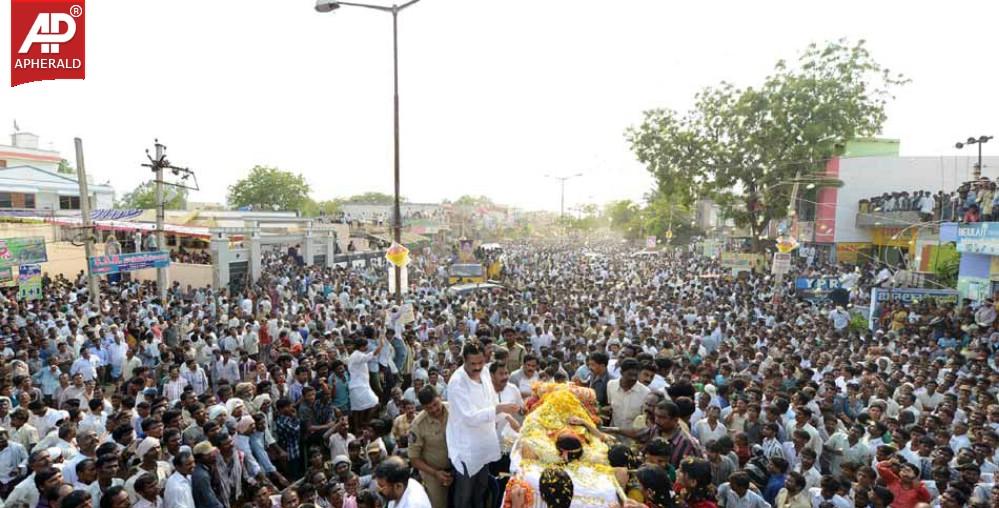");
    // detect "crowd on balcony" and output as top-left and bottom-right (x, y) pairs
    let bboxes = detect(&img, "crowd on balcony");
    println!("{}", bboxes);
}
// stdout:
(170, 248), (212, 265)
(860, 178), (999, 223)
